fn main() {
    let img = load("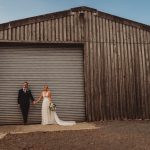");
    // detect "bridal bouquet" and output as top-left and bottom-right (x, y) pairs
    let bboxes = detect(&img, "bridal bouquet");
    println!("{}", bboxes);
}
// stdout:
(49, 102), (56, 111)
